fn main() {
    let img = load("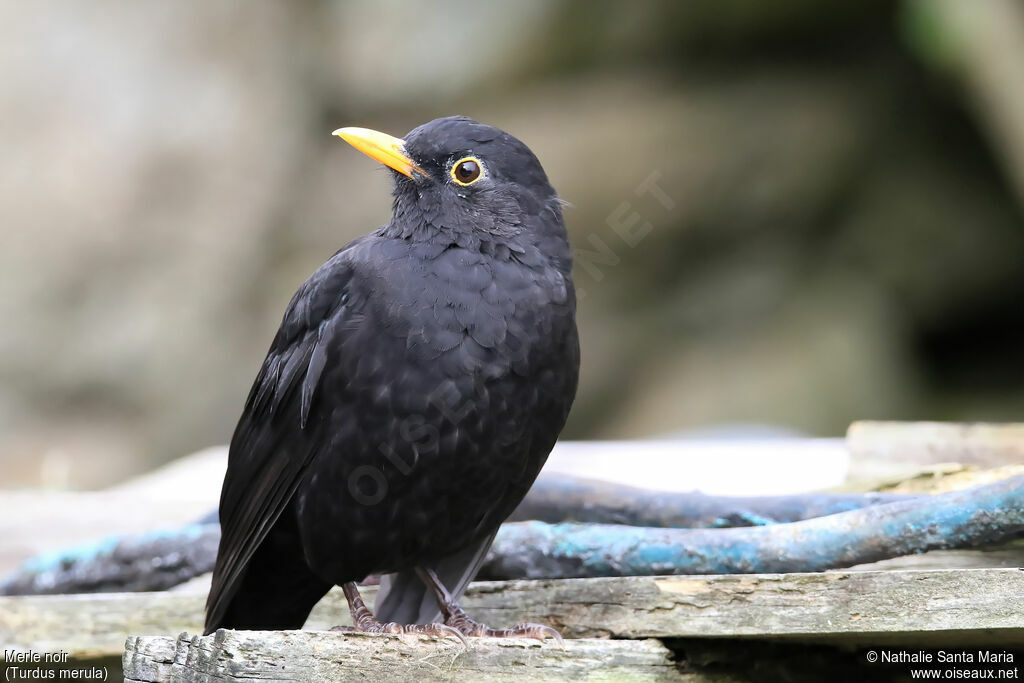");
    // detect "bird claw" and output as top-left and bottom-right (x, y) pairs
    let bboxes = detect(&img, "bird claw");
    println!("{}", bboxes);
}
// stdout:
(331, 620), (469, 647)
(446, 611), (564, 647)
(334, 582), (469, 647)
(418, 622), (471, 648)
(512, 623), (566, 648)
